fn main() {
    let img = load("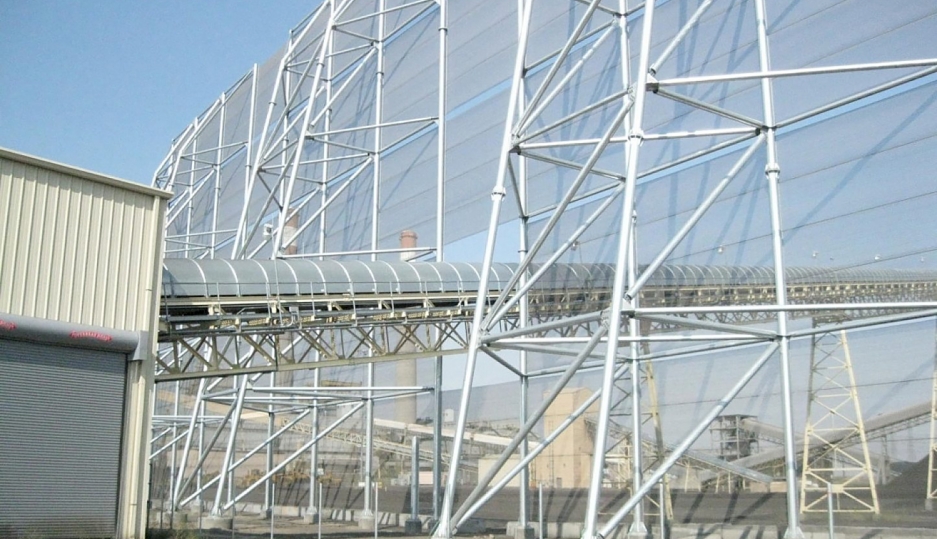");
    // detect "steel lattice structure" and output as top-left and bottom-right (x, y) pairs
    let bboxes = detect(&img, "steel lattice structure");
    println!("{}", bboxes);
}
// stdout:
(152, 1), (937, 538)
